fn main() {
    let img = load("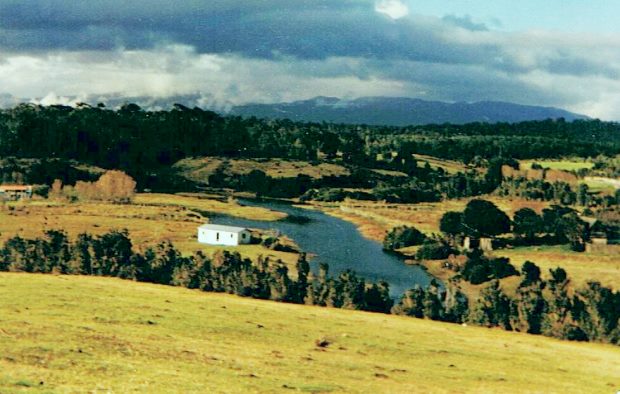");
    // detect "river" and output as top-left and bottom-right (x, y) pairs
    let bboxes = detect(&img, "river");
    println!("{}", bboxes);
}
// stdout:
(211, 199), (433, 297)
